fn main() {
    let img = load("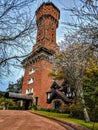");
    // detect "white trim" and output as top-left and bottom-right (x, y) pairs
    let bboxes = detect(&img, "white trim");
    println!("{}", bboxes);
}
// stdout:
(26, 88), (33, 94)
(29, 68), (35, 75)
(28, 78), (34, 84)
